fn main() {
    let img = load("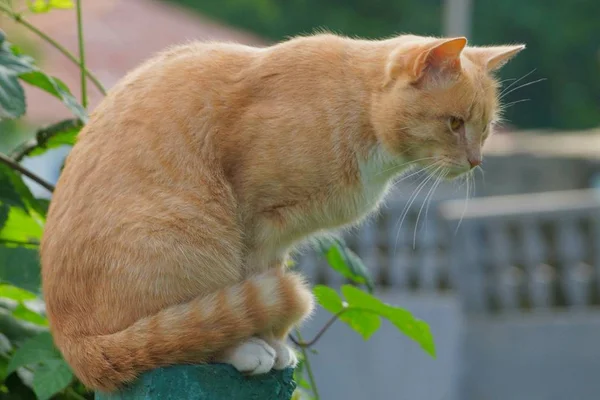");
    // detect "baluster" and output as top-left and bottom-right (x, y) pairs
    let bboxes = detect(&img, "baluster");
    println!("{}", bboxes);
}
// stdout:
(487, 221), (521, 312)
(455, 220), (487, 313)
(556, 217), (590, 307)
(520, 219), (555, 309)
(530, 264), (556, 309)
(417, 212), (441, 291)
(592, 214), (600, 298)
(497, 266), (525, 310)
(567, 262), (593, 308)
